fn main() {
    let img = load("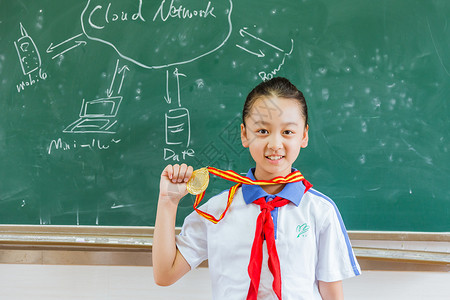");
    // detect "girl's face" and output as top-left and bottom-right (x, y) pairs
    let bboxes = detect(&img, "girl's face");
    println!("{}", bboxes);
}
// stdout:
(241, 96), (308, 181)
